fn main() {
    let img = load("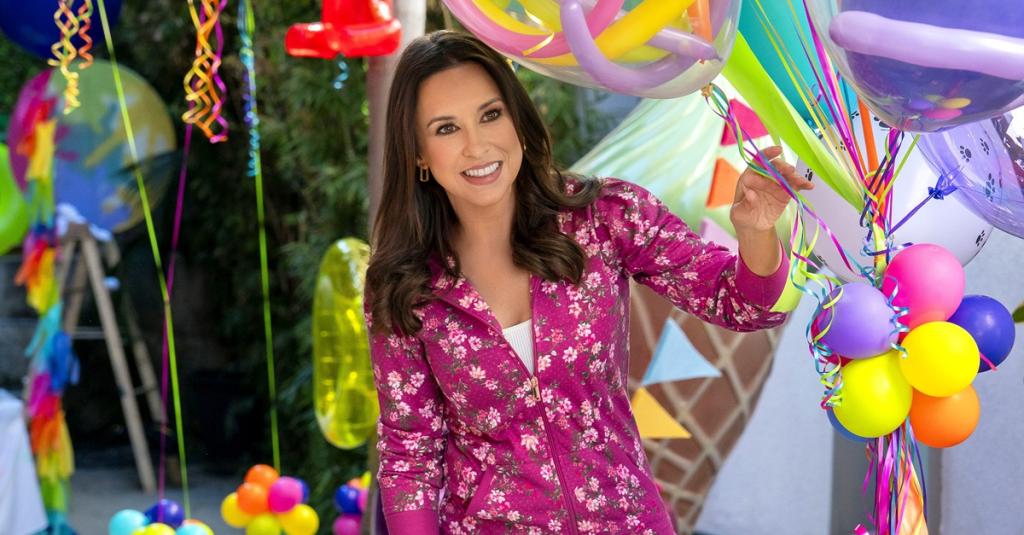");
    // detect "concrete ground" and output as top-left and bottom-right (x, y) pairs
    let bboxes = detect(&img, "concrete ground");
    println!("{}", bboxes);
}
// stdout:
(67, 464), (236, 534)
